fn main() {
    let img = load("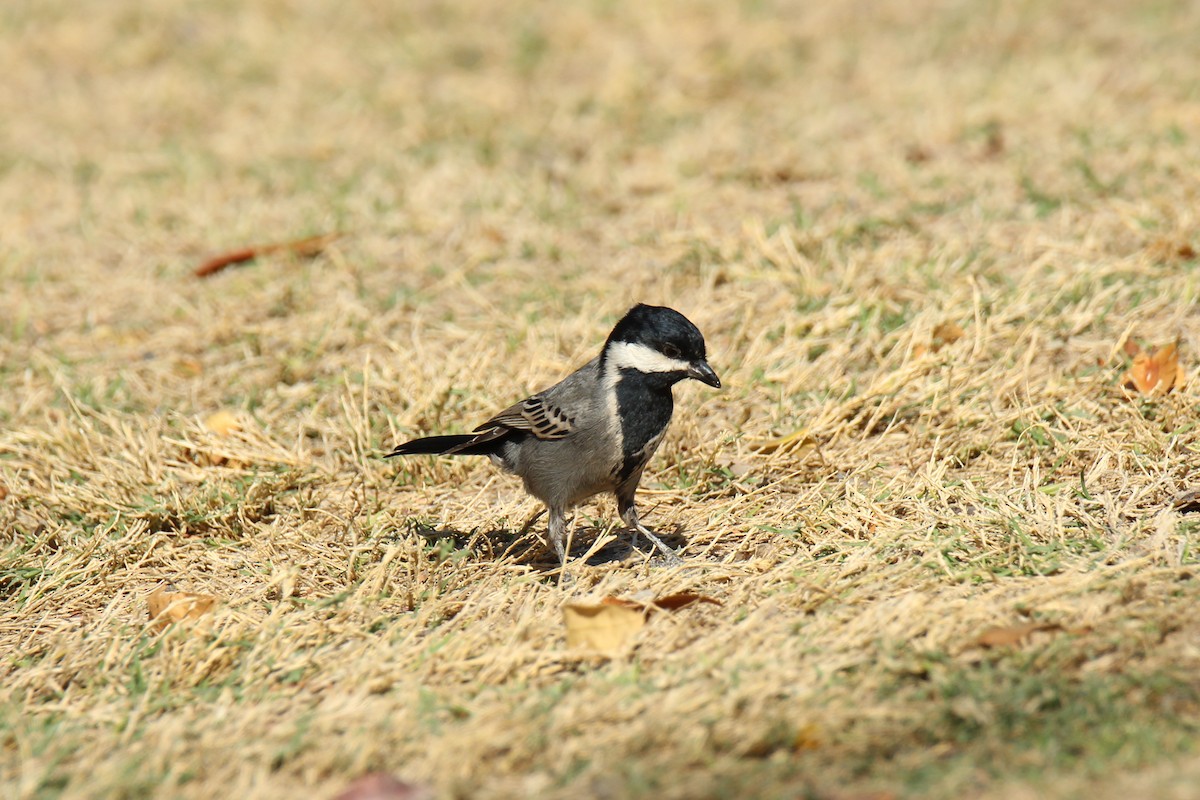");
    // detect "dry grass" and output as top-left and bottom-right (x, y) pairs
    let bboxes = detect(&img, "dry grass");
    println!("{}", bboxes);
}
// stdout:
(4, 0), (1200, 797)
